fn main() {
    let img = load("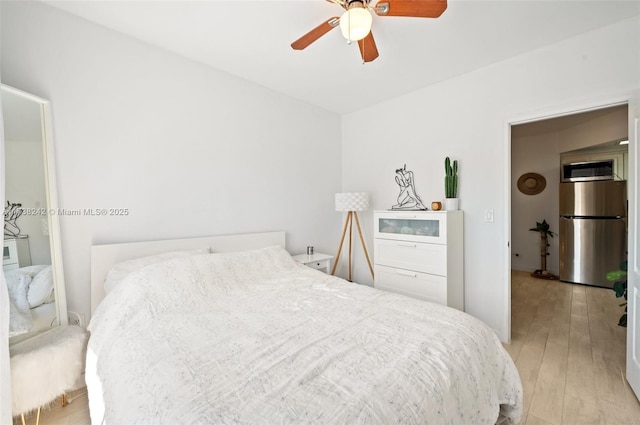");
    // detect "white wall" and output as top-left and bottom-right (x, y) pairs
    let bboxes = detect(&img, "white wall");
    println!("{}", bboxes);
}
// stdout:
(342, 16), (640, 341)
(4, 139), (51, 265)
(511, 133), (560, 275)
(1, 1), (343, 322)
